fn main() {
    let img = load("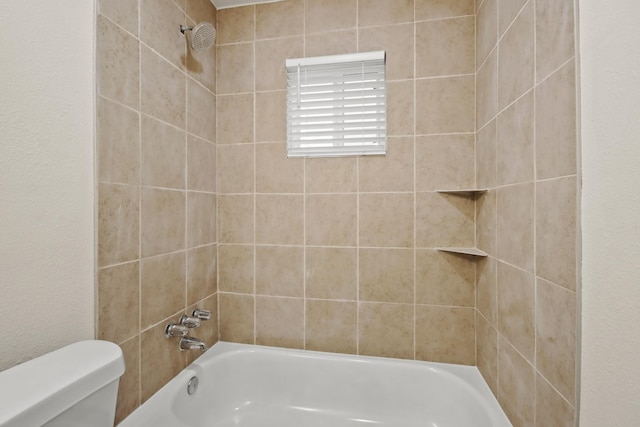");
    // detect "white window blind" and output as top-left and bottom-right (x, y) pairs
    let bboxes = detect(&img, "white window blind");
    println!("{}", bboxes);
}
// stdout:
(286, 51), (387, 158)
